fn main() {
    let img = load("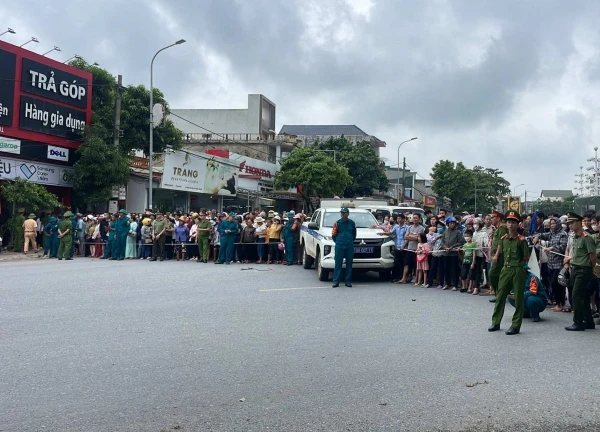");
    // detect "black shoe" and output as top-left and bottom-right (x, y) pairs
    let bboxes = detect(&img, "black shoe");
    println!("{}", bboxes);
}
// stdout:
(332, 284), (339, 288)
(585, 323), (596, 330)
(488, 324), (500, 332)
(565, 324), (585, 331)
(58, 258), (63, 260)
(460, 288), (468, 293)
(149, 258), (157, 261)
(215, 262), (223, 264)
(345, 284), (352, 287)
(505, 327), (520, 335)
(531, 317), (541, 323)
(489, 299), (496, 303)
(65, 258), (73, 261)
